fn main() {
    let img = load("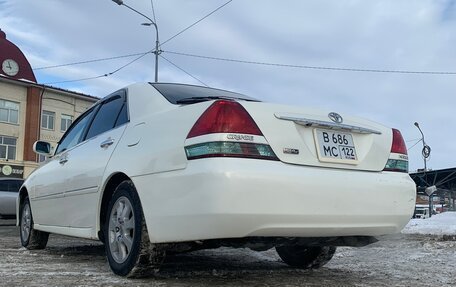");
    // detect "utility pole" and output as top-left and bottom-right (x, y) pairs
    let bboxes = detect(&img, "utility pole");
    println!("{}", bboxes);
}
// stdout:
(415, 122), (433, 217)
(112, 0), (160, 82)
(414, 122), (431, 171)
